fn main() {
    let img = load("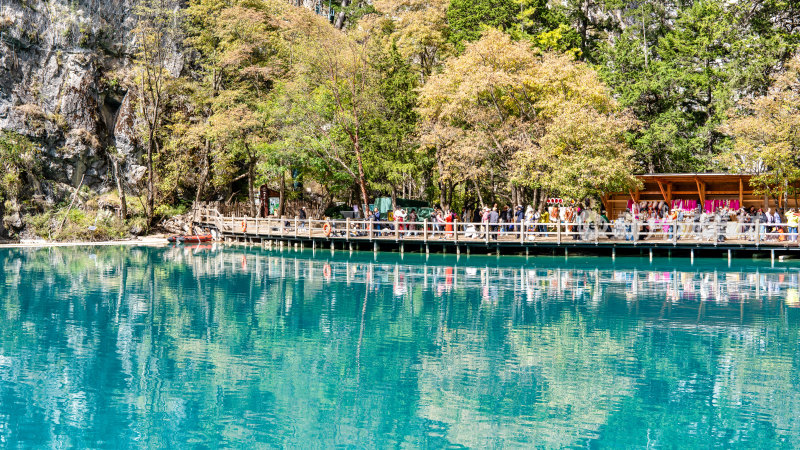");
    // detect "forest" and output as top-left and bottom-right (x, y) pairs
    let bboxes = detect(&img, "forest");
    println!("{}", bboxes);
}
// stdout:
(2, 0), (800, 233)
